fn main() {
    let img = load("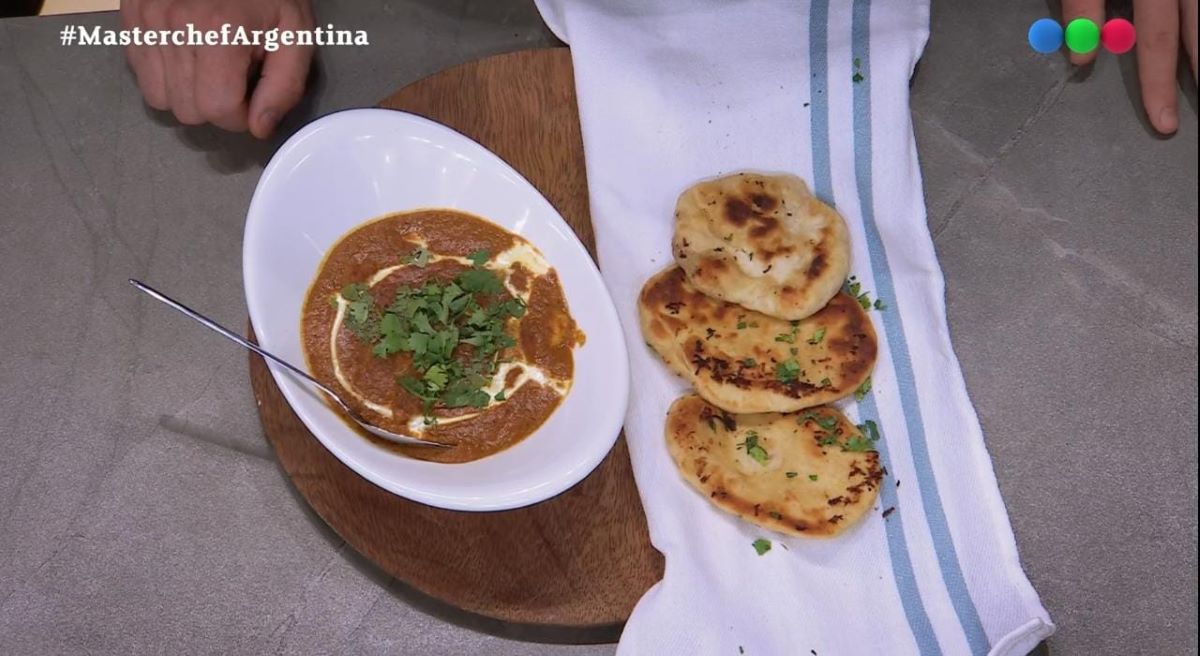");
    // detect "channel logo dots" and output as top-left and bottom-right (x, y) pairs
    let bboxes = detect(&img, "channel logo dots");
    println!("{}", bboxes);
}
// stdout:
(1028, 18), (1136, 55)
